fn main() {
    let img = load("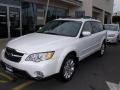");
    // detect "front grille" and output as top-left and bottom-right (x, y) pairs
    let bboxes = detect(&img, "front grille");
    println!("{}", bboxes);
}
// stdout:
(5, 47), (24, 62)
